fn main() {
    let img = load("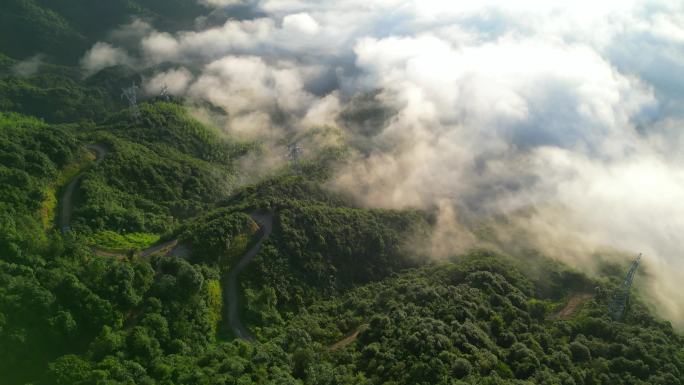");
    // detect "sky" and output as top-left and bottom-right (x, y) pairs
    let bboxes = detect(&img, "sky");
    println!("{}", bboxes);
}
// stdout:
(82, 0), (684, 327)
